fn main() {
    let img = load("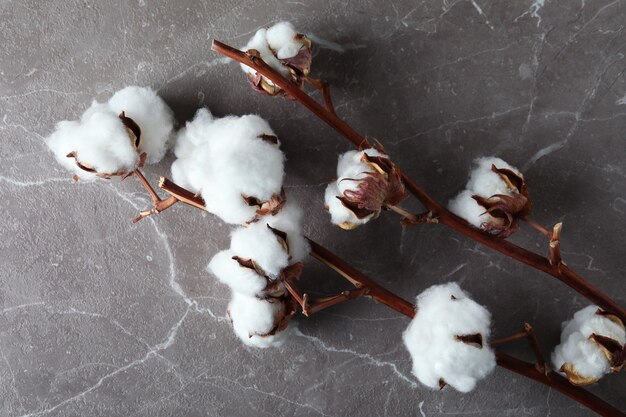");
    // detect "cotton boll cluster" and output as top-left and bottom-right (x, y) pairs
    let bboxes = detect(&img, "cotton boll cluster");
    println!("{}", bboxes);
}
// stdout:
(46, 86), (174, 180)
(552, 305), (625, 386)
(324, 148), (406, 230)
(209, 201), (308, 348)
(402, 282), (496, 393)
(448, 156), (530, 237)
(172, 108), (286, 225)
(240, 21), (312, 96)
(228, 288), (292, 348)
(173, 106), (306, 347)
